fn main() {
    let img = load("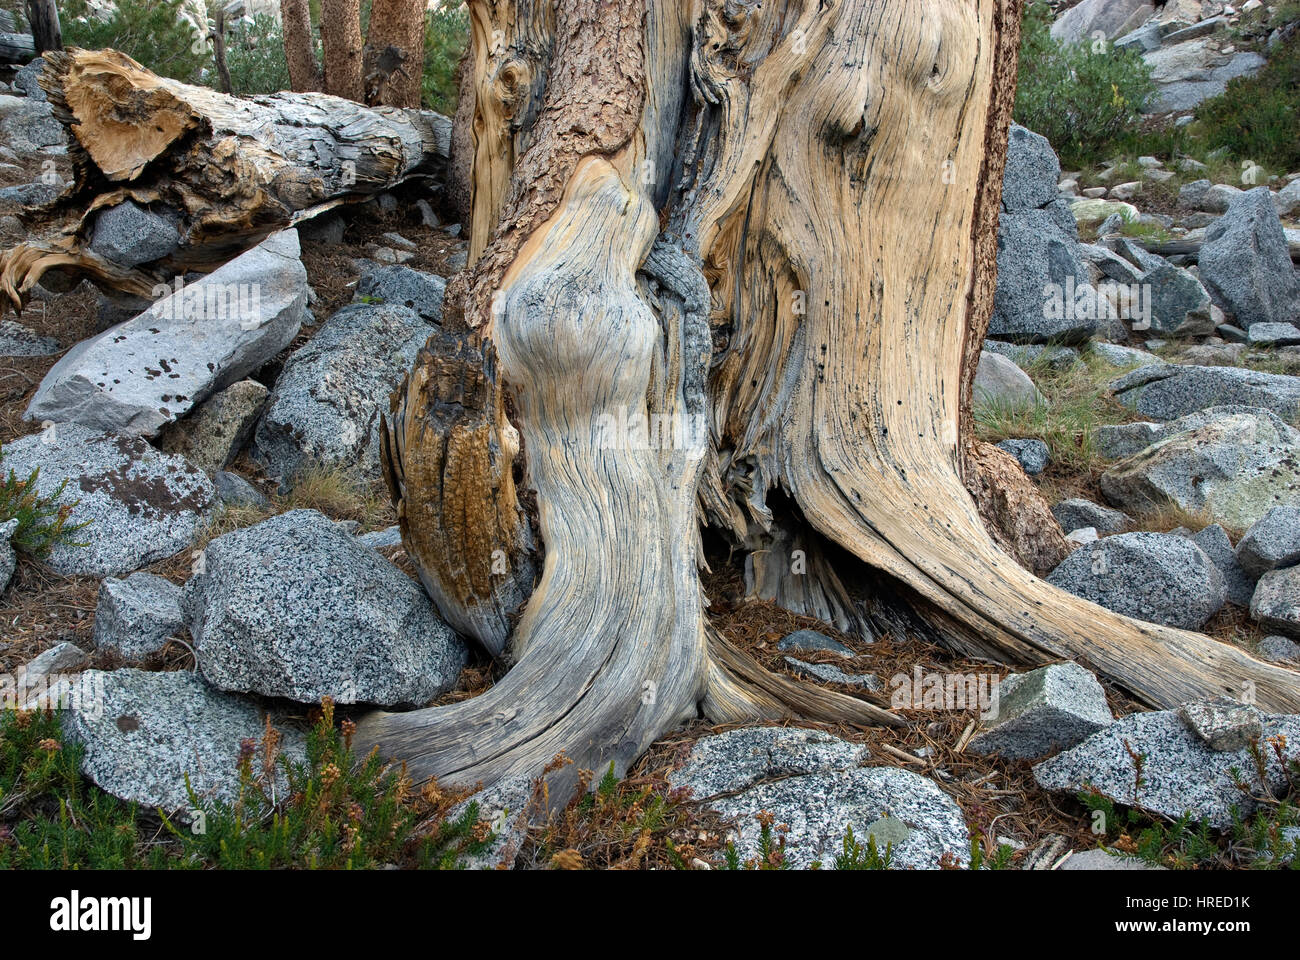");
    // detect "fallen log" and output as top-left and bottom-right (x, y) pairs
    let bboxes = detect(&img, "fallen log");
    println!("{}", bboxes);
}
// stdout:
(0, 47), (451, 311)
(0, 31), (36, 64)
